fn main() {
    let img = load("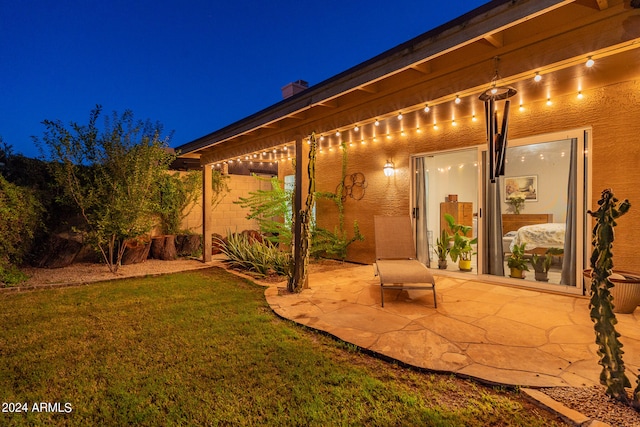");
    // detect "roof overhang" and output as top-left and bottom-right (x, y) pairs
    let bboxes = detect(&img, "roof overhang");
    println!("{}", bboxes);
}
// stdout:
(176, 0), (640, 165)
